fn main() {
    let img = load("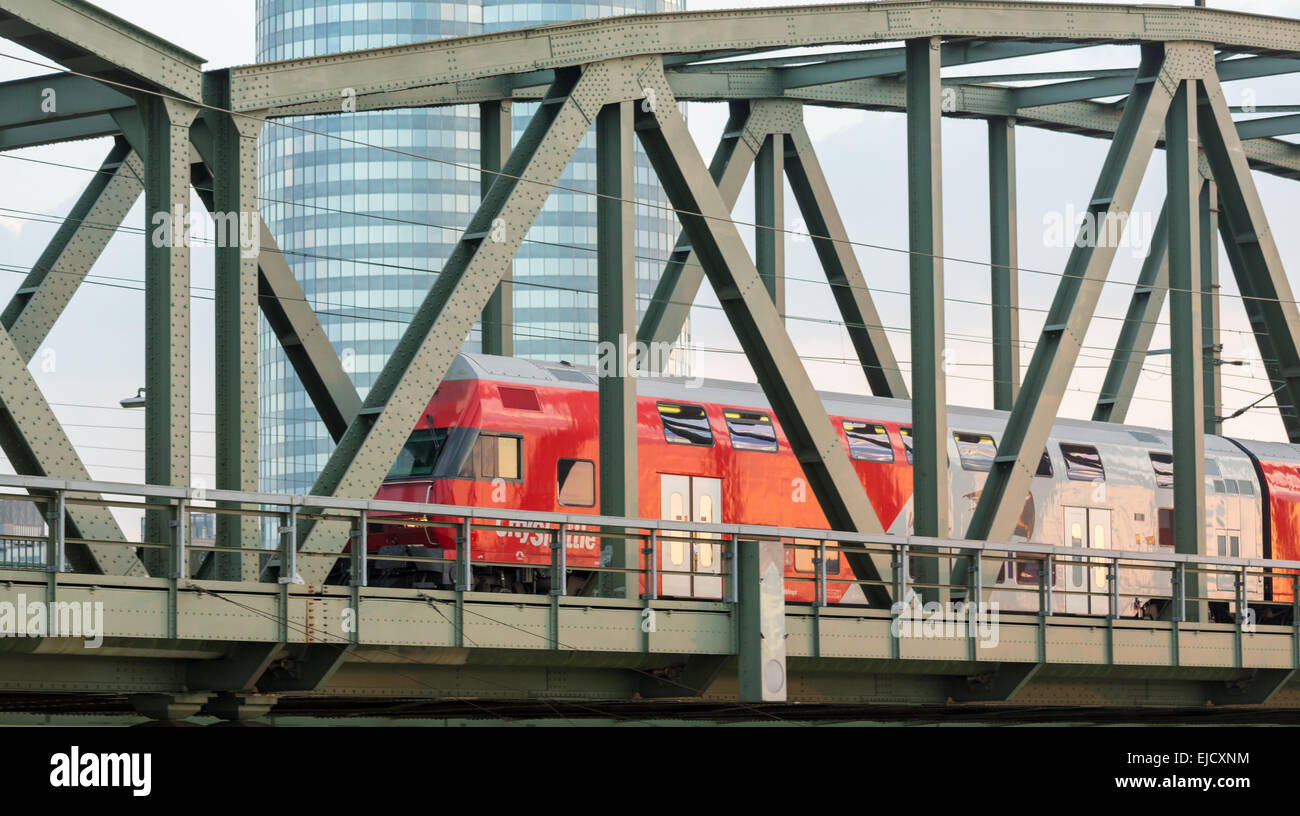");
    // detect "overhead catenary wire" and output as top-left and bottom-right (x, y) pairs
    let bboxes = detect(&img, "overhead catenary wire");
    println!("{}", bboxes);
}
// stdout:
(0, 199), (1285, 400)
(0, 46), (1296, 317)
